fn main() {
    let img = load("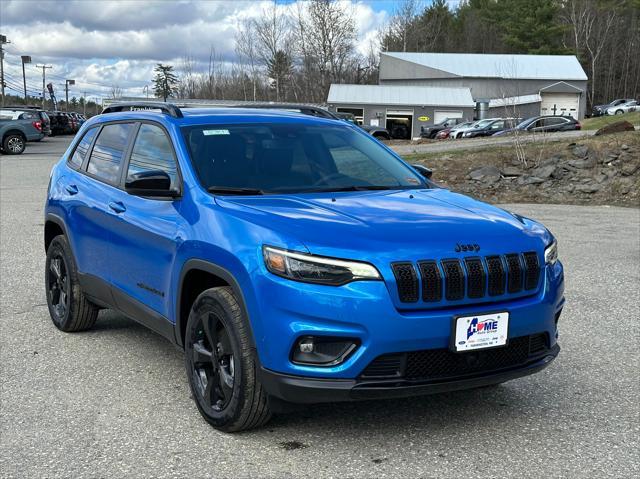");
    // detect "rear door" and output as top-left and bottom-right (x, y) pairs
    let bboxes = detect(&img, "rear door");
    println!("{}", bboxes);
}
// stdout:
(107, 122), (182, 318)
(63, 122), (136, 286)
